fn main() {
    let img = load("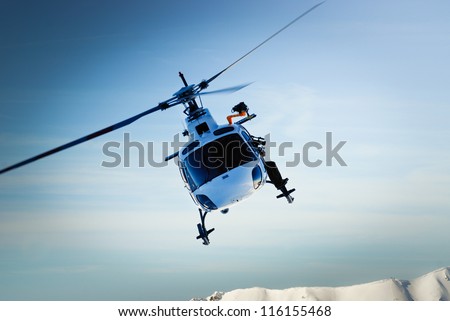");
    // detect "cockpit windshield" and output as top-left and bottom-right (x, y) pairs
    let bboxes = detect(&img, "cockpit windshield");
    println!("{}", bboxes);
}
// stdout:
(182, 133), (257, 190)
